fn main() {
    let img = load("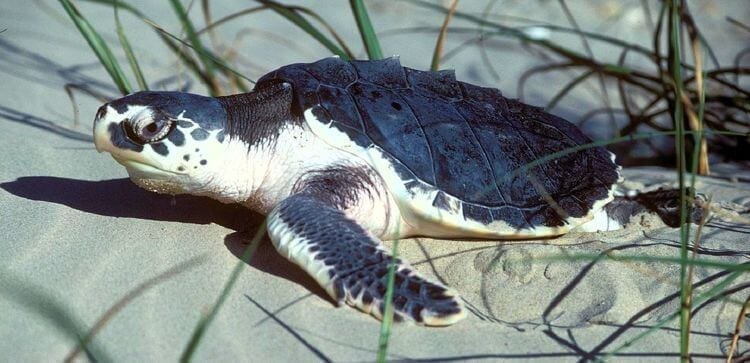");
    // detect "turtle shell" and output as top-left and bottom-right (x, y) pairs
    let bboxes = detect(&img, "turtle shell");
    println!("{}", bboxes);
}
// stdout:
(256, 57), (620, 237)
